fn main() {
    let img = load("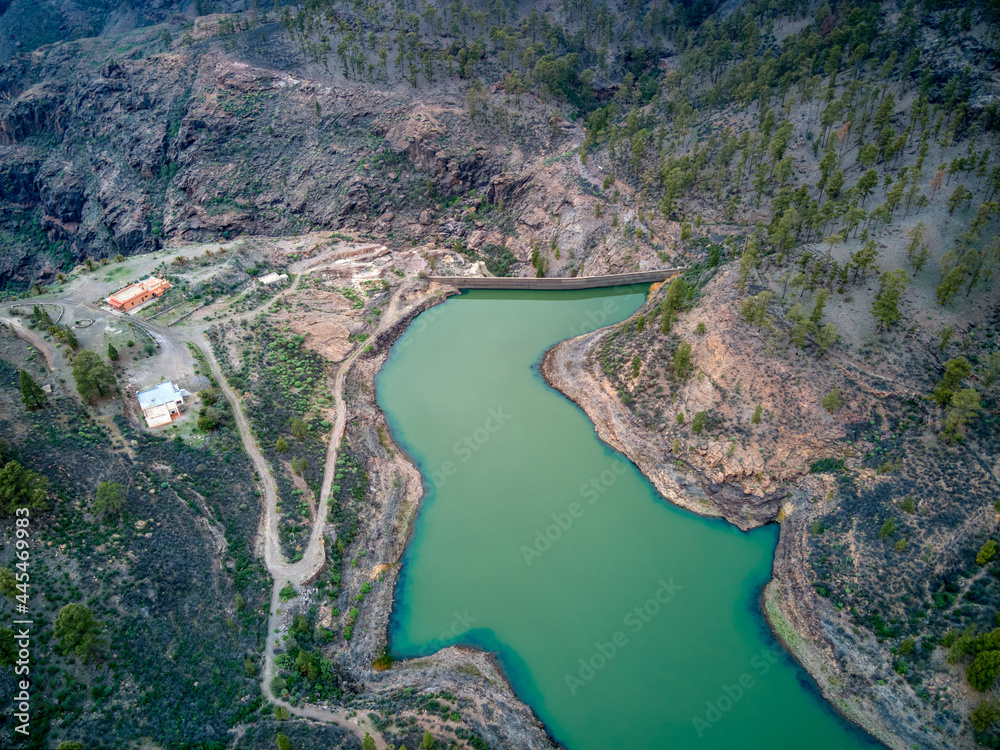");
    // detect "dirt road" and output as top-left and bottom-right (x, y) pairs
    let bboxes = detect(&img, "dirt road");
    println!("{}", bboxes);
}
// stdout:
(195, 276), (426, 749)
(3, 249), (423, 748)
